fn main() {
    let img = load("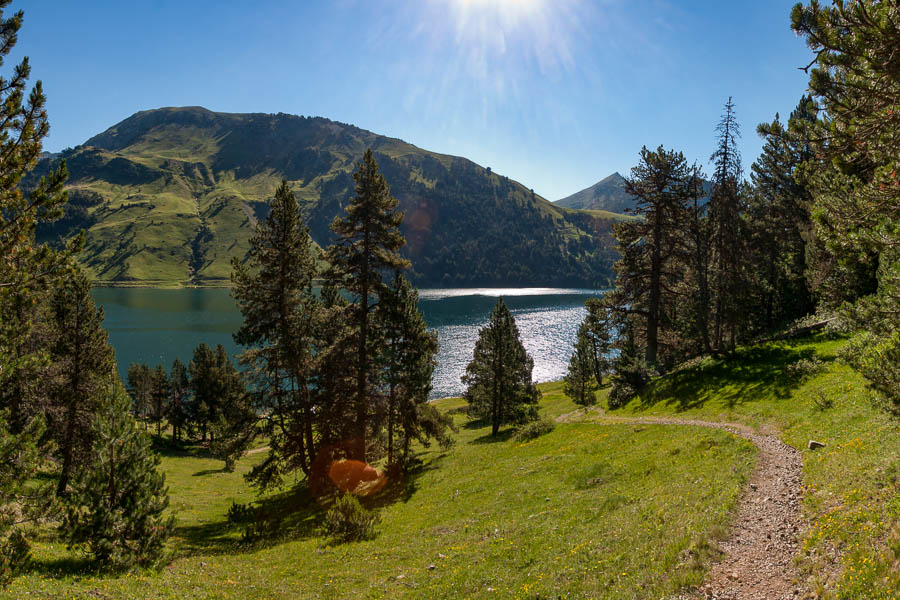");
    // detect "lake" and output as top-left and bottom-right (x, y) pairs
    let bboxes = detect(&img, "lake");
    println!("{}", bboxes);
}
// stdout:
(92, 287), (602, 399)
